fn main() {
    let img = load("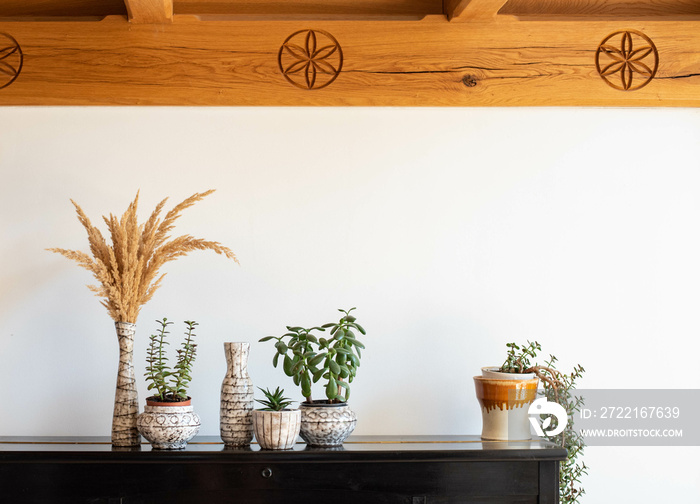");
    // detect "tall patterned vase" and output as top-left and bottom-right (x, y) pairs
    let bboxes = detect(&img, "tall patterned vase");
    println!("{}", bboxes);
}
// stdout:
(220, 342), (254, 446)
(112, 321), (140, 447)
